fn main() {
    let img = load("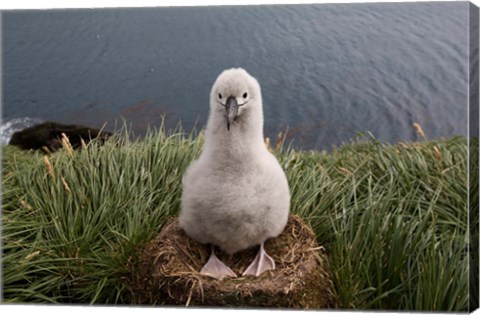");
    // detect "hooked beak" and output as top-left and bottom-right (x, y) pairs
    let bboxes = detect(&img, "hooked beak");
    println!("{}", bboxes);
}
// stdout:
(225, 96), (238, 131)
